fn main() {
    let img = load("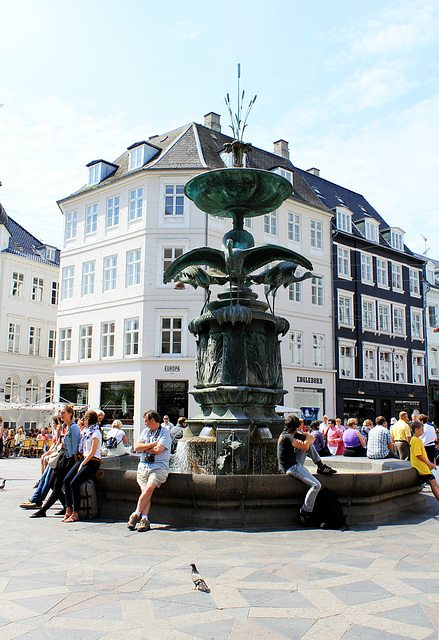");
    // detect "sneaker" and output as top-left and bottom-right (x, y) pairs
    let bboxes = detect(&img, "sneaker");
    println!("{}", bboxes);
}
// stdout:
(299, 509), (312, 526)
(127, 512), (141, 530)
(317, 464), (337, 475)
(20, 501), (41, 509)
(137, 517), (151, 532)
